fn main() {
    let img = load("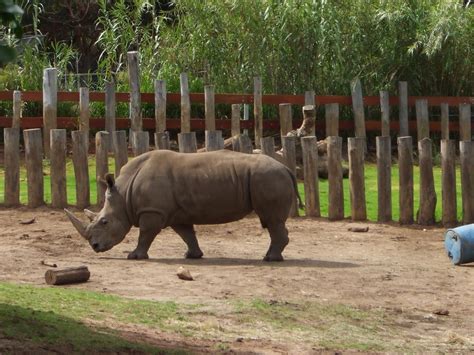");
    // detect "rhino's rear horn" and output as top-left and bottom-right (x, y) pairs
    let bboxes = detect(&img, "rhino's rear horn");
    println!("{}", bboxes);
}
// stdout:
(84, 209), (97, 222)
(64, 209), (90, 240)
